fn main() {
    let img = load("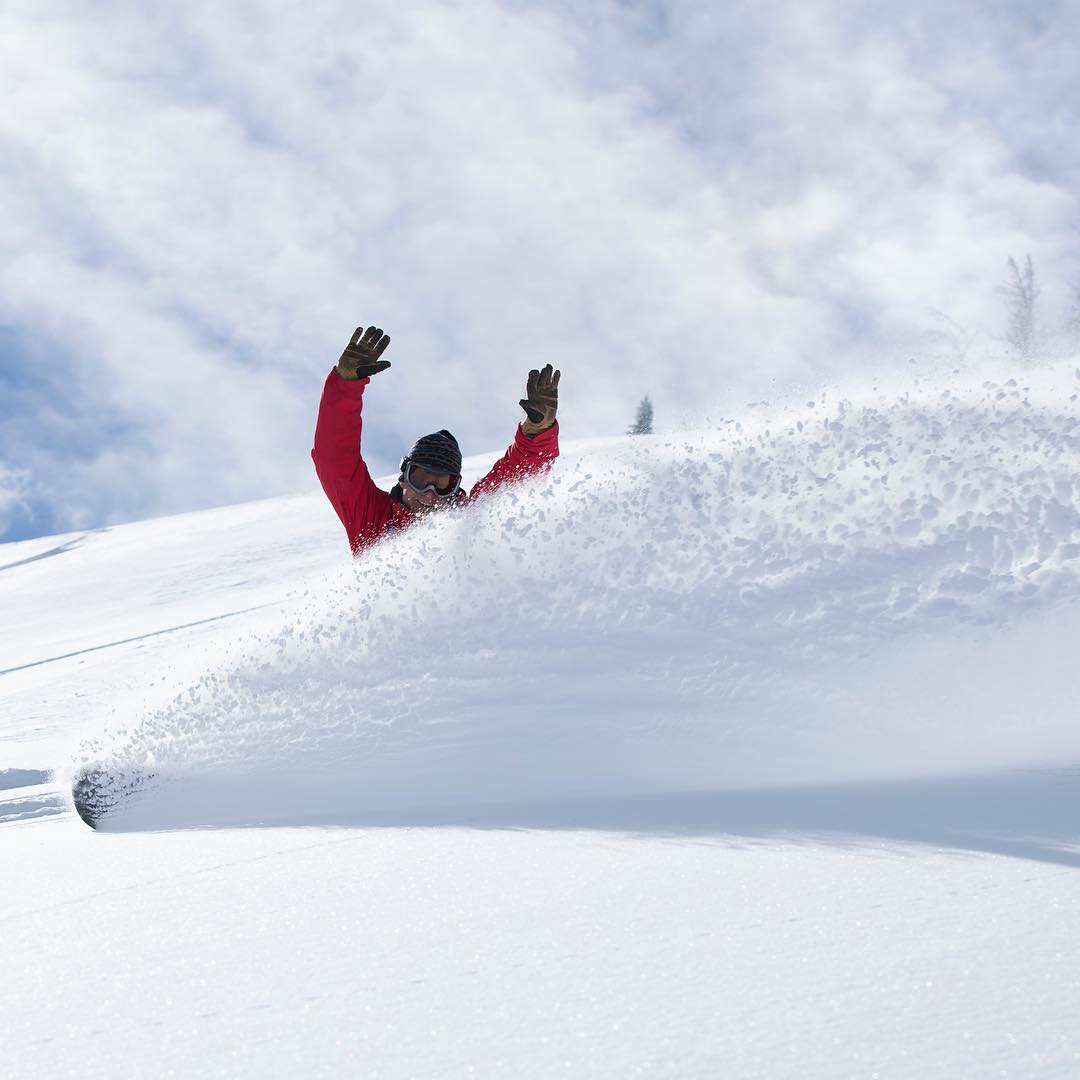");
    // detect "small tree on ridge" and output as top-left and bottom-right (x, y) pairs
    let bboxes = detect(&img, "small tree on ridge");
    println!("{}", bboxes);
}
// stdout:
(628, 395), (654, 435)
